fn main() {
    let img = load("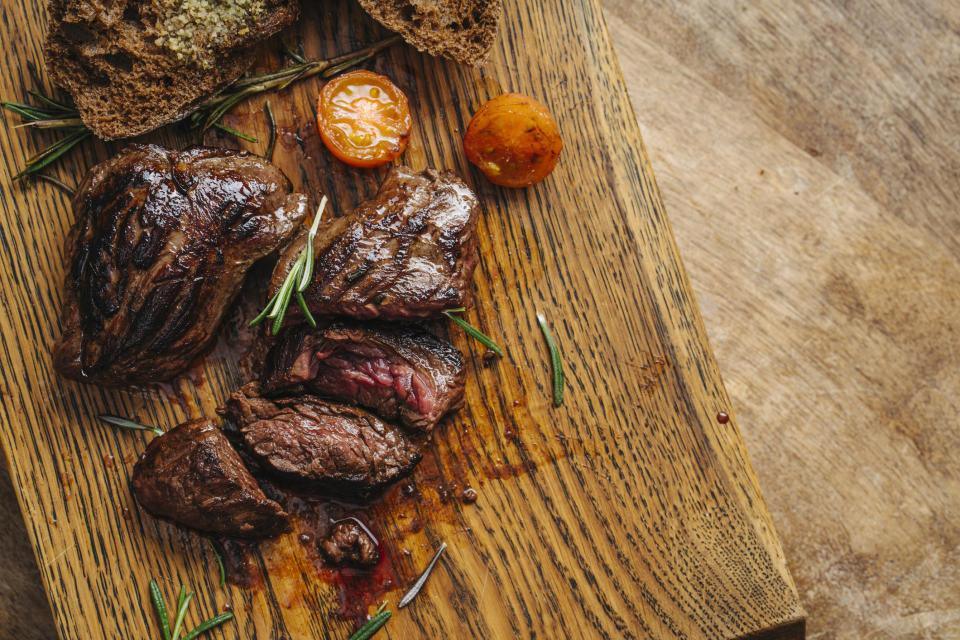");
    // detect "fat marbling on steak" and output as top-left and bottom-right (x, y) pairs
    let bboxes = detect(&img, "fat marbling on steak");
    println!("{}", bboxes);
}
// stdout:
(131, 419), (289, 538)
(261, 321), (465, 432)
(53, 144), (308, 386)
(269, 166), (479, 321)
(220, 383), (422, 492)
